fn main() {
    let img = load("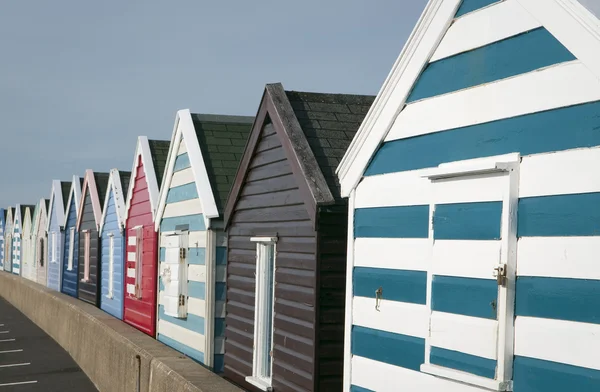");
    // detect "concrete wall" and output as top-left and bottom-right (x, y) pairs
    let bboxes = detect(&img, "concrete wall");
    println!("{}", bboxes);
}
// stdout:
(0, 272), (242, 392)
